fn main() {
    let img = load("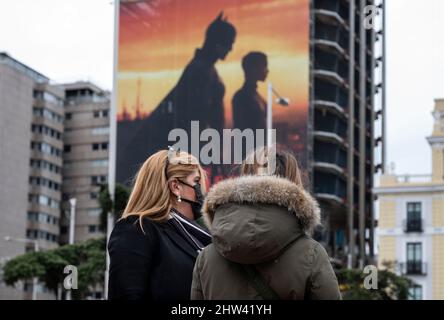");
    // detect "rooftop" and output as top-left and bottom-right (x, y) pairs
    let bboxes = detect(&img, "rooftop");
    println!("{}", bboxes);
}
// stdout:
(0, 52), (49, 84)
